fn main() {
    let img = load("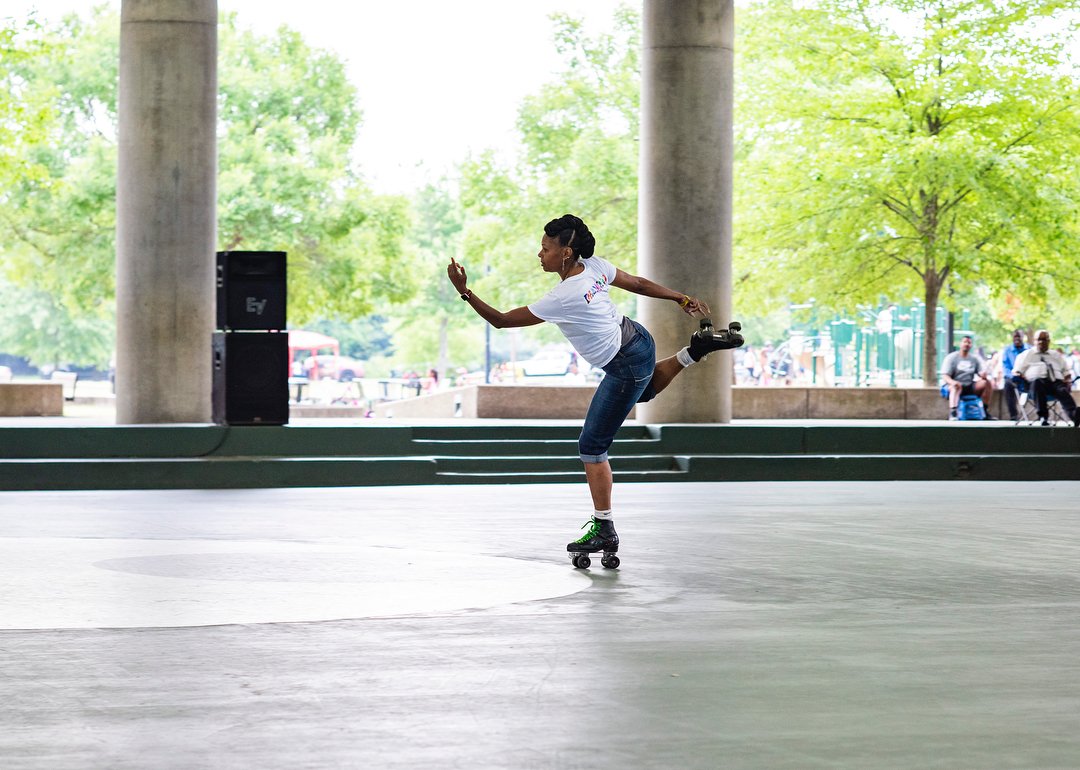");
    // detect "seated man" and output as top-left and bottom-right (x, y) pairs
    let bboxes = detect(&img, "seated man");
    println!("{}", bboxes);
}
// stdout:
(941, 335), (992, 420)
(1012, 329), (1080, 427)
